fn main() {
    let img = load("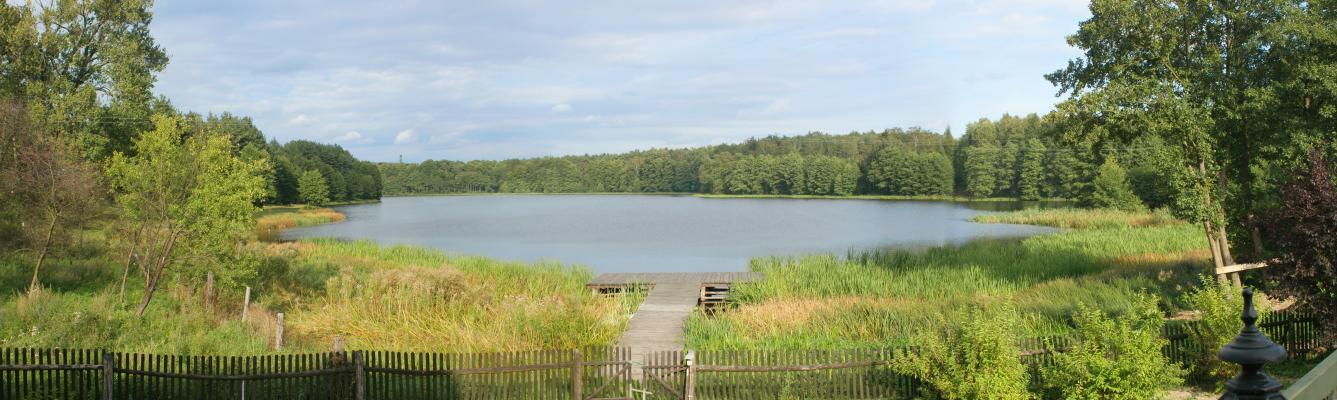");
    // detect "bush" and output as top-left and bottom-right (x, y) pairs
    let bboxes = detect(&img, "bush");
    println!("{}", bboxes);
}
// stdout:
(1264, 150), (1337, 343)
(890, 301), (1033, 400)
(1089, 157), (1145, 211)
(1182, 276), (1267, 383)
(1040, 295), (1183, 399)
